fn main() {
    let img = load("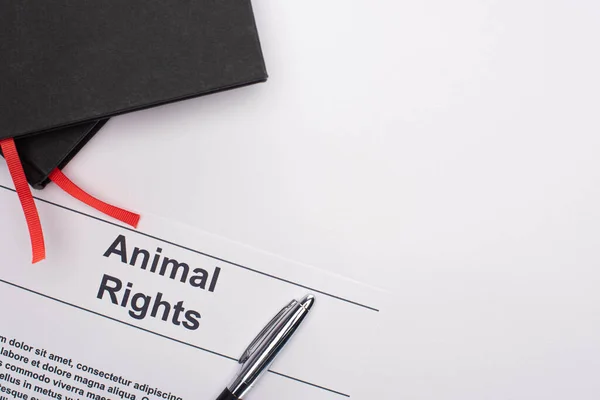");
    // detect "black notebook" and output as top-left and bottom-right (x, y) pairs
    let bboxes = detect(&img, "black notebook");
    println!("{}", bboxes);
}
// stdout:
(0, 0), (267, 141)
(1, 121), (107, 189)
